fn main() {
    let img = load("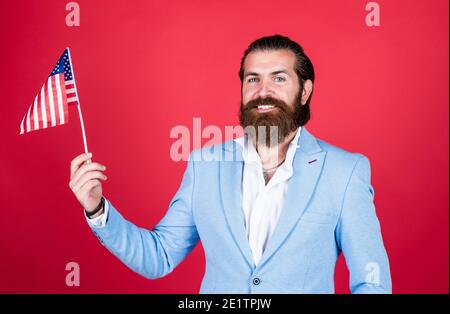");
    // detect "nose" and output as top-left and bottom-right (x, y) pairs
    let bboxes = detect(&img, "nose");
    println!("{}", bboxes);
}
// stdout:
(256, 78), (274, 98)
